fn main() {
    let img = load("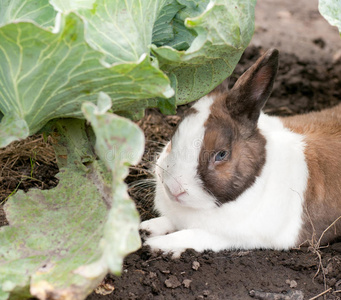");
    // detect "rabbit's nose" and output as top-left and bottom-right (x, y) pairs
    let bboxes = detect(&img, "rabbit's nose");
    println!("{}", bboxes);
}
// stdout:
(164, 184), (186, 203)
